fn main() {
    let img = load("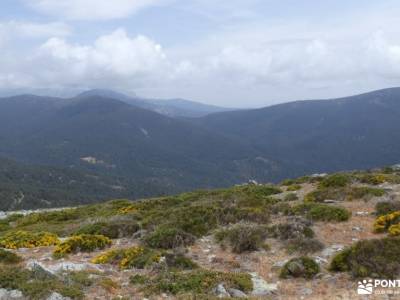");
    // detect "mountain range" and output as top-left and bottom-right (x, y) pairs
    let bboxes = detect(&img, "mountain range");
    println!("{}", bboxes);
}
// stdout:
(1, 87), (400, 210)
